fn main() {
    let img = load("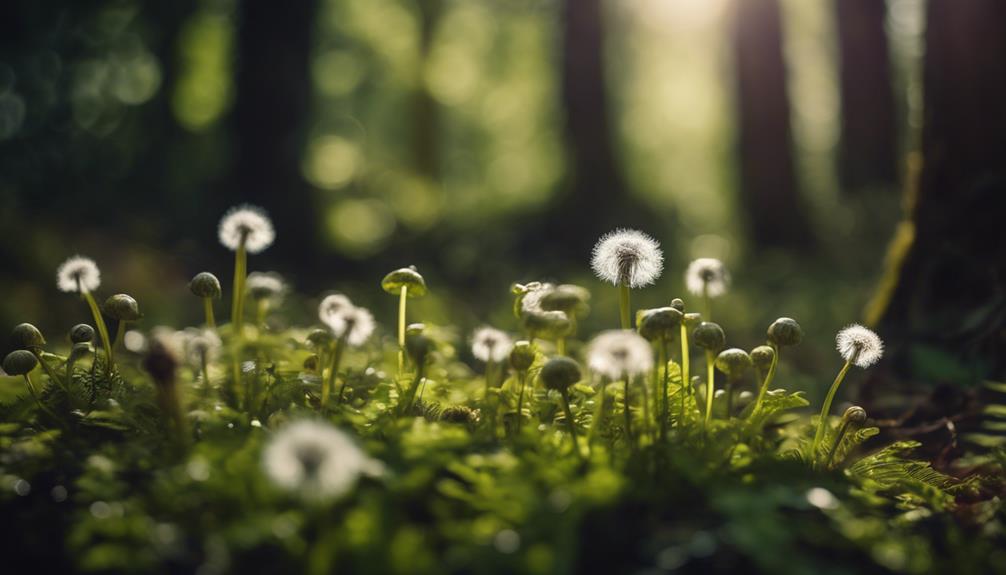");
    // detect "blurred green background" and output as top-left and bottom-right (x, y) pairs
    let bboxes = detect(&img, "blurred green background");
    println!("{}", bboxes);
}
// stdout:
(0, 0), (946, 396)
